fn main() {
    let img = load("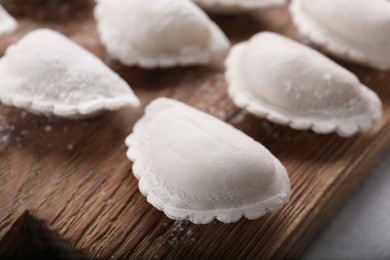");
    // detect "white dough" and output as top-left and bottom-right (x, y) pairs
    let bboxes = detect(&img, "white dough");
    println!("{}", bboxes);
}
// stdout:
(193, 0), (286, 13)
(94, 0), (230, 68)
(290, 0), (390, 70)
(0, 29), (140, 119)
(0, 5), (17, 38)
(125, 98), (291, 224)
(225, 32), (382, 137)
